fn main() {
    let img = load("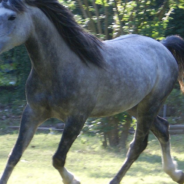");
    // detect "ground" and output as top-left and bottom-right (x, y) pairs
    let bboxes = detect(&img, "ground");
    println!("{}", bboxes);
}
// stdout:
(0, 132), (184, 184)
